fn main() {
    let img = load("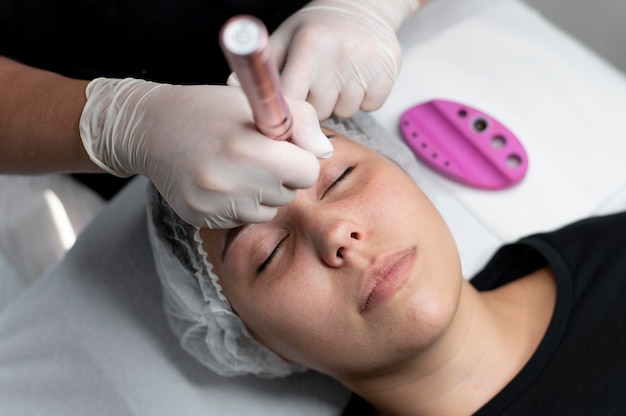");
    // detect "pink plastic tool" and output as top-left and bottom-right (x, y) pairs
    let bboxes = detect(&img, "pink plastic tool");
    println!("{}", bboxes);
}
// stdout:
(400, 99), (528, 190)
